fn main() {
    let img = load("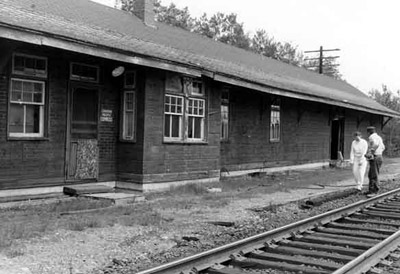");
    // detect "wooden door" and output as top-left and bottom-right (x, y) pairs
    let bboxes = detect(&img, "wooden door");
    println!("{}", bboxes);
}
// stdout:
(66, 86), (99, 181)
